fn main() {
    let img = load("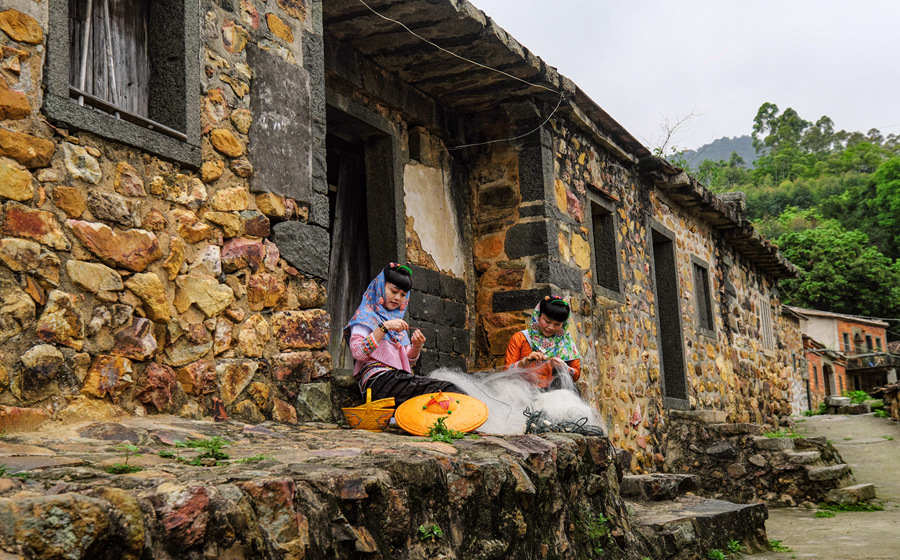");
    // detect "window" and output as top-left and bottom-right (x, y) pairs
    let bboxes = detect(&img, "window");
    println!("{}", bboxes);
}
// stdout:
(588, 194), (619, 294)
(813, 365), (818, 389)
(843, 333), (851, 353)
(759, 298), (774, 351)
(45, 0), (200, 166)
(865, 335), (873, 352)
(692, 259), (714, 334)
(876, 337), (883, 352)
